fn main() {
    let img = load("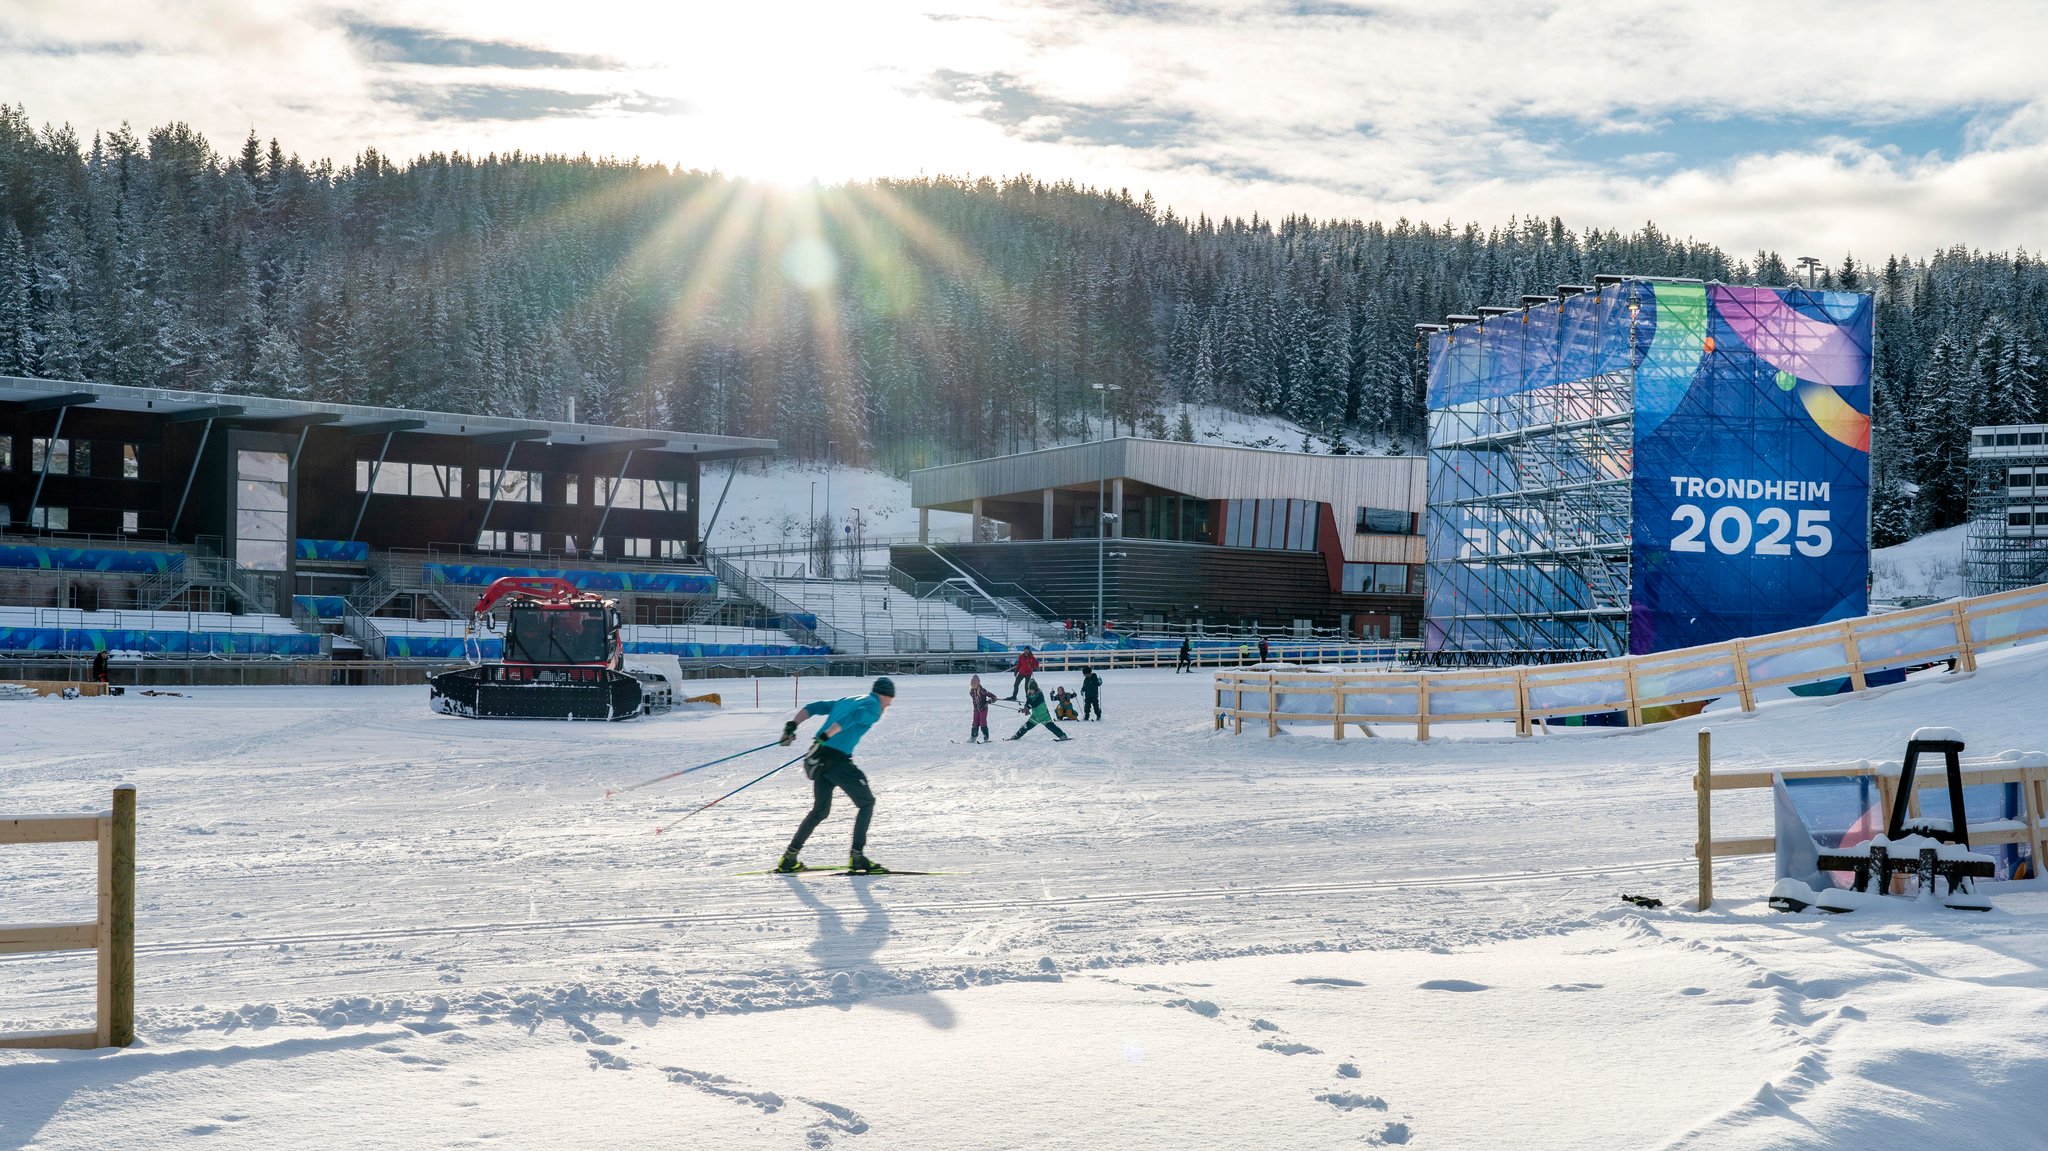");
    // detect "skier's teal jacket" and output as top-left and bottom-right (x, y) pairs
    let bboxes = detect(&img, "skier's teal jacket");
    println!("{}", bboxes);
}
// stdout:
(801, 693), (884, 754)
